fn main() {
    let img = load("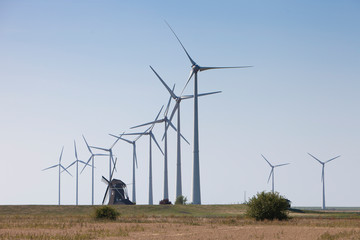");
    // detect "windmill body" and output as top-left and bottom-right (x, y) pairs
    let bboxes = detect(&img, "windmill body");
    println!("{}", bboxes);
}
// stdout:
(308, 153), (340, 210)
(261, 155), (289, 193)
(42, 146), (72, 205)
(166, 22), (251, 204)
